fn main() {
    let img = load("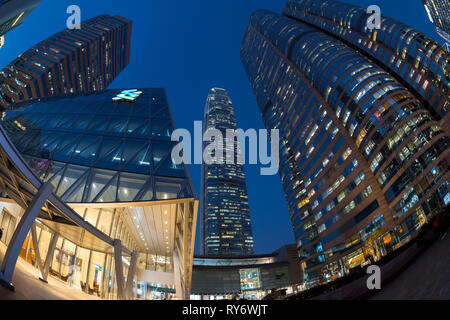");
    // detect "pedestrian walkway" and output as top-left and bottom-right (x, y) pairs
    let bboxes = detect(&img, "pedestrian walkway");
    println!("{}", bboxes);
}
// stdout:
(370, 231), (450, 300)
(0, 244), (100, 300)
